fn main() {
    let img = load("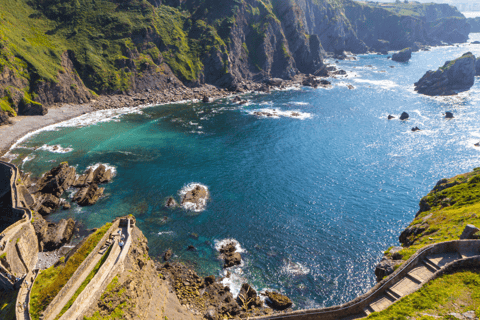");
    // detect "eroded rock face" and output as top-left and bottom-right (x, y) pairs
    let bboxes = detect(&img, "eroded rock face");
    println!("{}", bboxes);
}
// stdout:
(375, 257), (402, 282)
(460, 224), (480, 240)
(265, 291), (293, 310)
(92, 164), (112, 184)
(31, 212), (75, 251)
(32, 162), (76, 197)
(237, 283), (262, 309)
(18, 98), (48, 116)
(392, 48), (412, 62)
(73, 168), (94, 187)
(414, 52), (476, 96)
(0, 110), (10, 126)
(399, 223), (429, 246)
